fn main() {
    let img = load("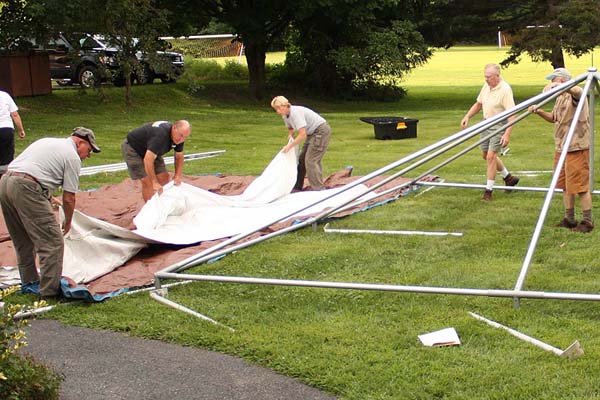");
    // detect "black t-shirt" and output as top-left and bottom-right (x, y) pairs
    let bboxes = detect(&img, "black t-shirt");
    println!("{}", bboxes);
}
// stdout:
(126, 121), (184, 158)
